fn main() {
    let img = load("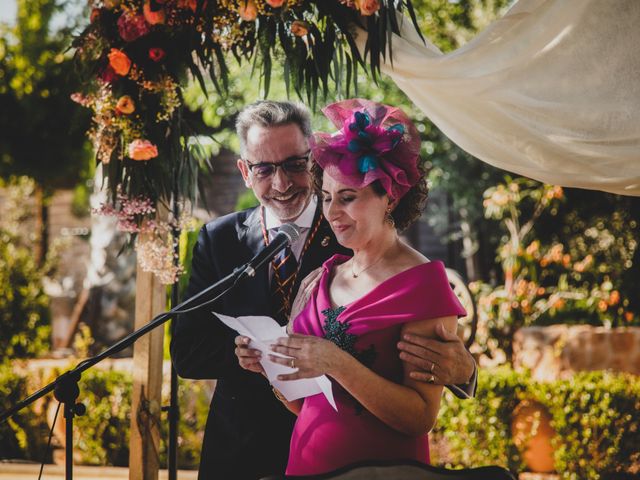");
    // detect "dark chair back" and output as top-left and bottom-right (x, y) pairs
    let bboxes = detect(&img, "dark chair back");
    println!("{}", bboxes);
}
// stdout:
(262, 460), (516, 480)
